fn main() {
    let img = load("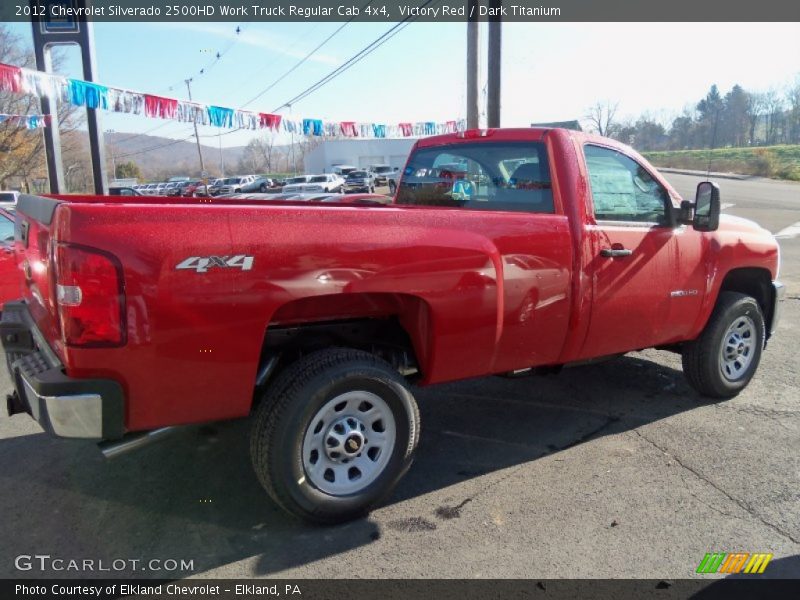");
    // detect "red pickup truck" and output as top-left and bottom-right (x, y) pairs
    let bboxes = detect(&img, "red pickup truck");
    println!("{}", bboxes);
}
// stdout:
(1, 128), (783, 523)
